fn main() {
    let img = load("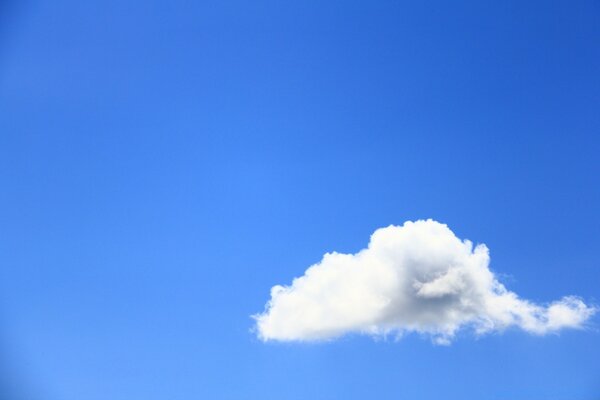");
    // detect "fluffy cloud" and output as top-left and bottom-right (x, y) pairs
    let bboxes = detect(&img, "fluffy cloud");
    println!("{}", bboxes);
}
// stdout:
(254, 220), (596, 344)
